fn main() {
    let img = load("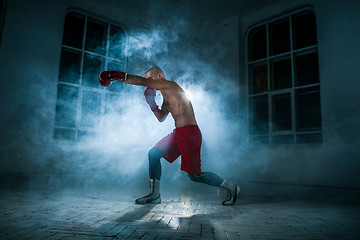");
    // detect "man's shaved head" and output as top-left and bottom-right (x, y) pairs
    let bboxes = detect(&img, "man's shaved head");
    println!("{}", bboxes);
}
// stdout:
(146, 67), (165, 79)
